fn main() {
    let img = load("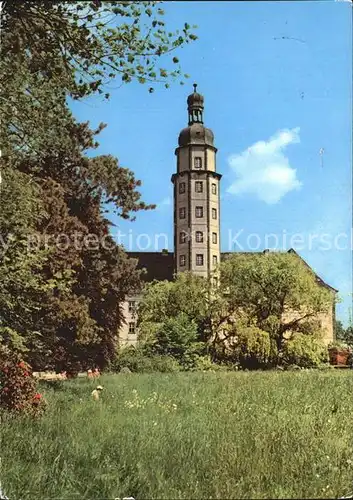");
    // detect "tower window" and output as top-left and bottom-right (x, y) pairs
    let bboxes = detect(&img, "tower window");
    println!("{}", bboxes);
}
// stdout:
(180, 254), (186, 267)
(179, 207), (186, 219)
(212, 232), (217, 244)
(195, 206), (203, 218)
(213, 255), (218, 266)
(128, 301), (137, 314)
(194, 157), (202, 170)
(212, 208), (217, 220)
(195, 231), (203, 243)
(196, 254), (204, 266)
(179, 182), (186, 194)
(212, 183), (217, 195)
(195, 181), (203, 193)
(179, 231), (187, 244)
(129, 322), (136, 335)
